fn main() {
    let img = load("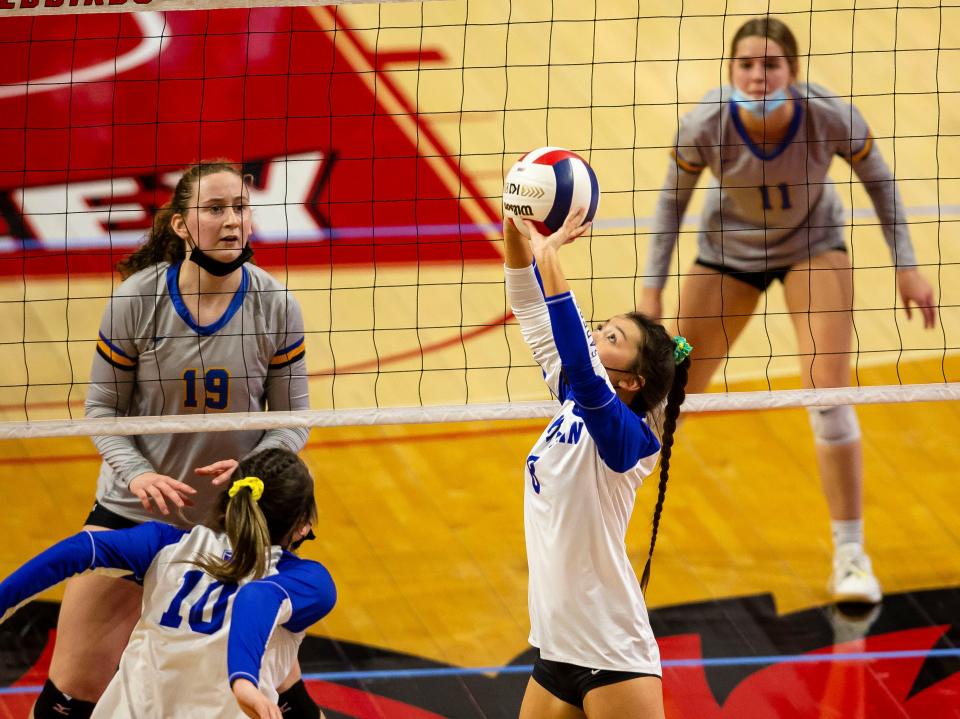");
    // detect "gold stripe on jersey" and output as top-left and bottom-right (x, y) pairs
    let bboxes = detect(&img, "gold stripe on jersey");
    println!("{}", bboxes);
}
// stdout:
(671, 148), (705, 174)
(850, 133), (874, 163)
(96, 338), (137, 371)
(270, 341), (306, 369)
